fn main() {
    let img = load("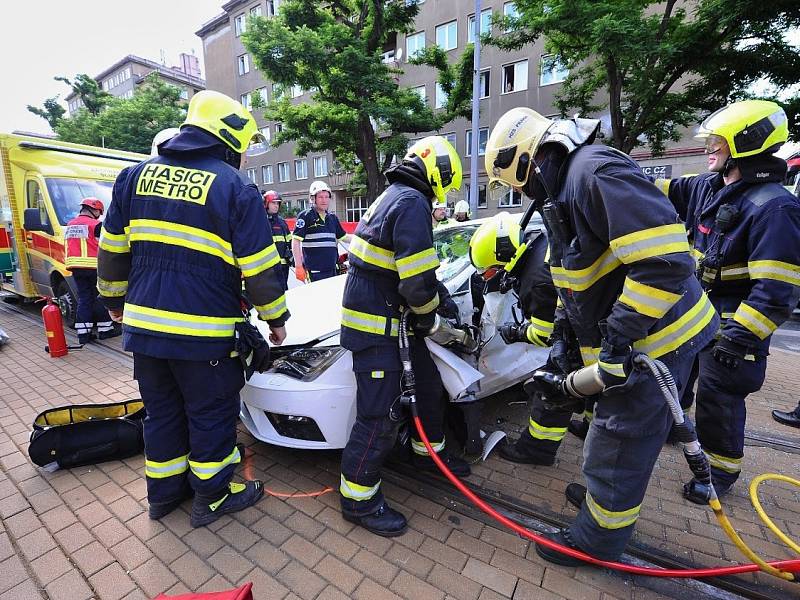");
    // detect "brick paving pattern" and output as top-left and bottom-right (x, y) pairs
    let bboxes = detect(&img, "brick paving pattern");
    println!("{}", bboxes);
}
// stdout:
(1, 305), (798, 599)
